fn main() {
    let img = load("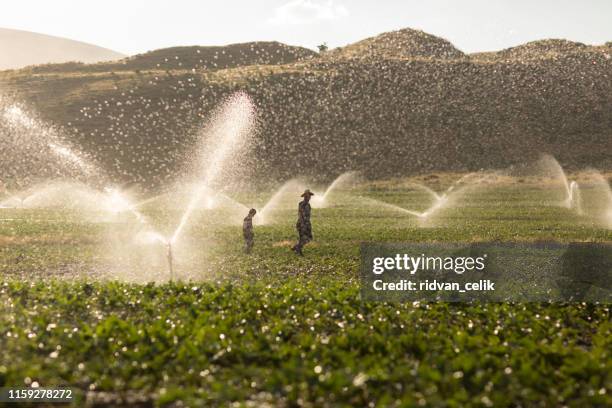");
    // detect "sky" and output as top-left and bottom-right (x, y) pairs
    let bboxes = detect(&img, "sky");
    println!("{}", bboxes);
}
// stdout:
(1, 0), (611, 55)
